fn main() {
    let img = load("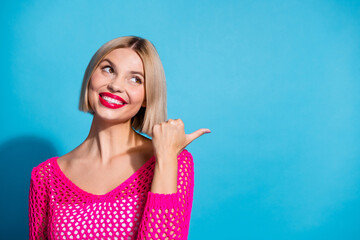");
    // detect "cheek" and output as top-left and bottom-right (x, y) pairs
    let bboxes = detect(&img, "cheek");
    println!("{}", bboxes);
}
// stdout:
(128, 88), (145, 103)
(89, 73), (104, 89)
(88, 77), (102, 102)
(137, 87), (146, 100)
